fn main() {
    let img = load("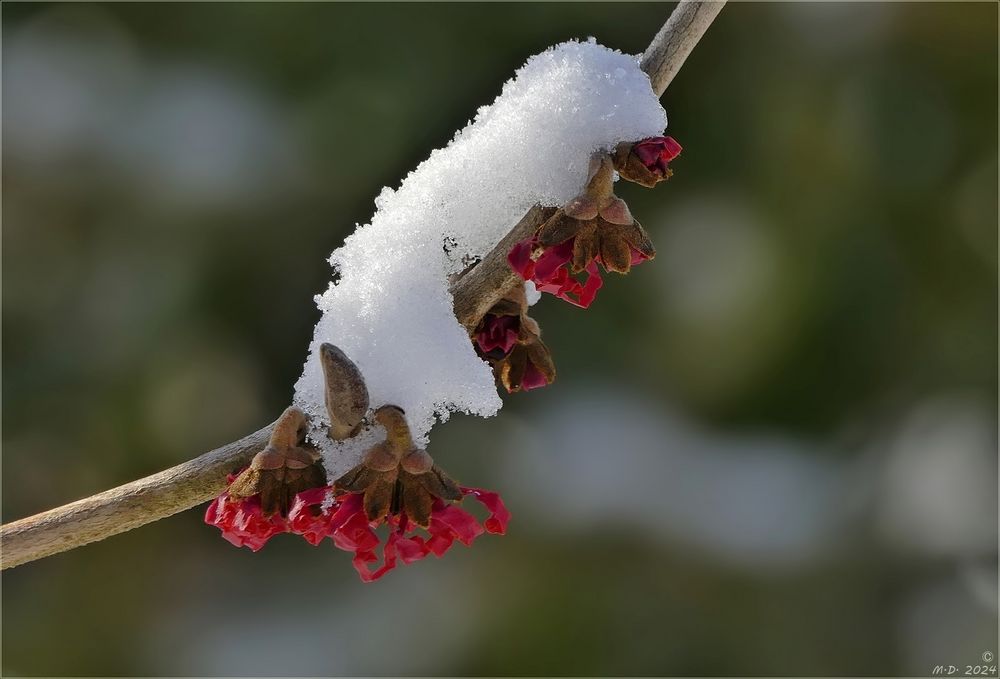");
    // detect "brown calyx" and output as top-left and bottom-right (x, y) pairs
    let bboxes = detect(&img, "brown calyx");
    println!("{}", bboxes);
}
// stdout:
(333, 405), (461, 528)
(477, 288), (556, 393)
(227, 406), (327, 517)
(496, 317), (555, 392)
(536, 155), (655, 274)
(612, 142), (673, 188)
